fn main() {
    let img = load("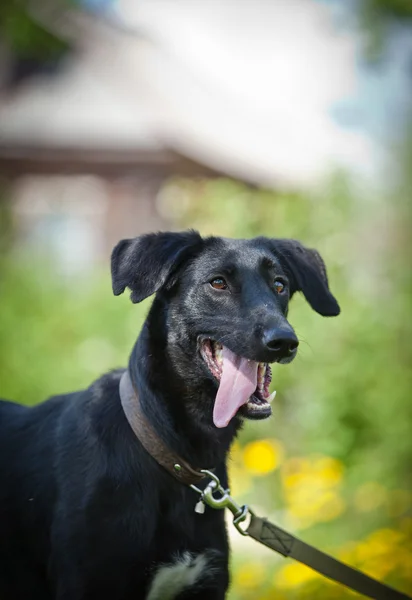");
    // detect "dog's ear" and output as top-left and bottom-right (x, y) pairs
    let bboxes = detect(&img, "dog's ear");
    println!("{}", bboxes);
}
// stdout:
(270, 239), (340, 317)
(111, 230), (203, 303)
